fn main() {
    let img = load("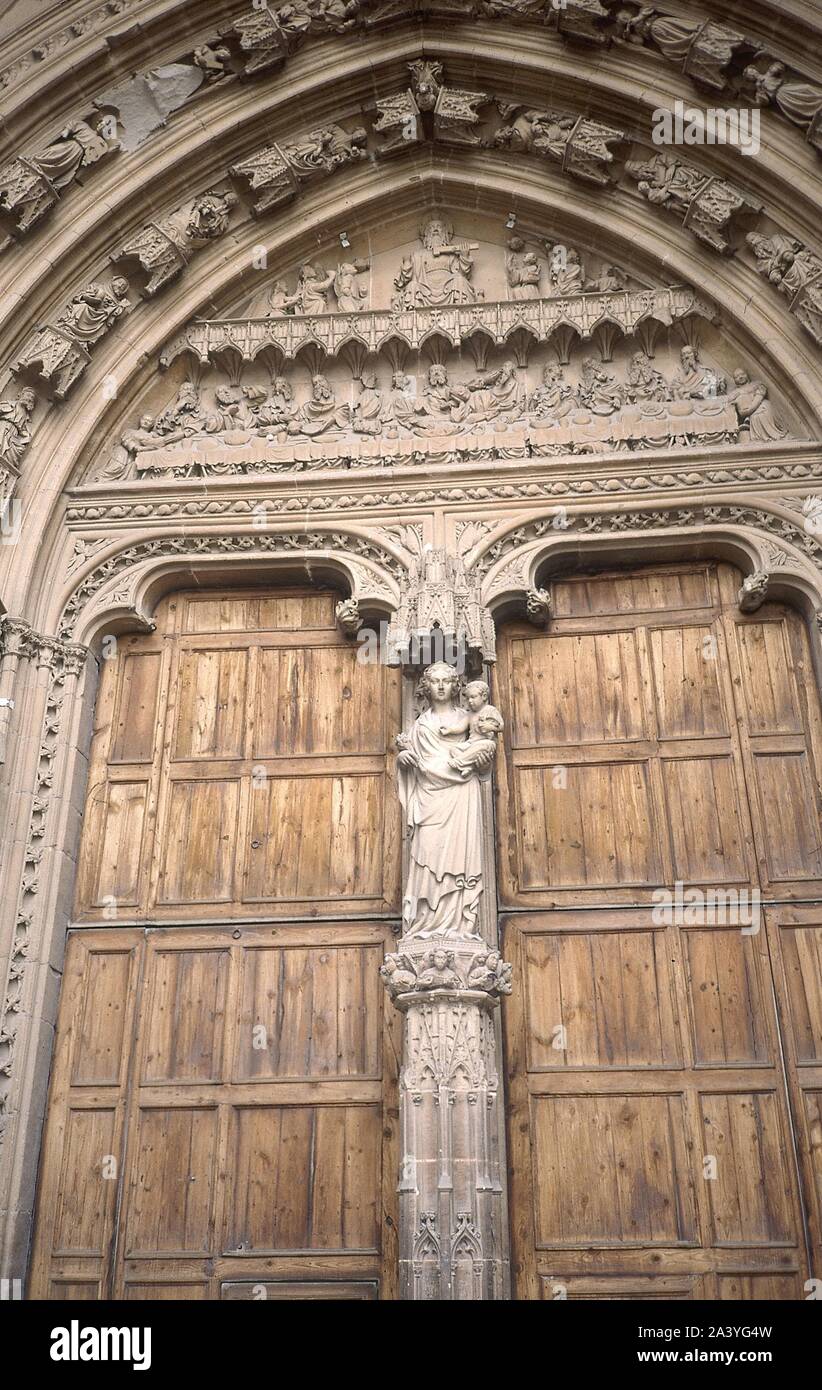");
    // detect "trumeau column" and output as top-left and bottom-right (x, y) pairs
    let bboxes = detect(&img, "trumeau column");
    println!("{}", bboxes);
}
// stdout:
(382, 647), (511, 1300)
